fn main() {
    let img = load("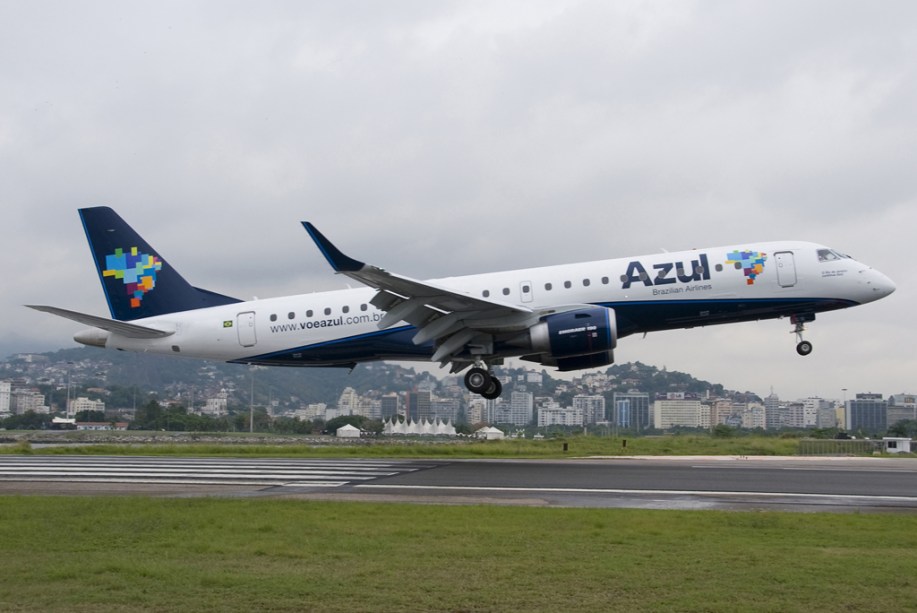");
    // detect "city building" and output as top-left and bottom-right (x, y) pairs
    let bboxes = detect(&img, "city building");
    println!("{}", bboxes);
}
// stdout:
(13, 388), (49, 415)
(764, 392), (781, 430)
(0, 380), (11, 416)
(573, 395), (605, 425)
(494, 389), (533, 426)
(846, 393), (888, 435)
(431, 398), (460, 422)
(202, 391), (229, 417)
(653, 395), (708, 430)
(537, 406), (584, 427)
(69, 396), (105, 417)
(612, 391), (651, 431)
(741, 402), (766, 429)
(888, 394), (917, 426)
(406, 391), (431, 421)
(380, 393), (400, 420)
